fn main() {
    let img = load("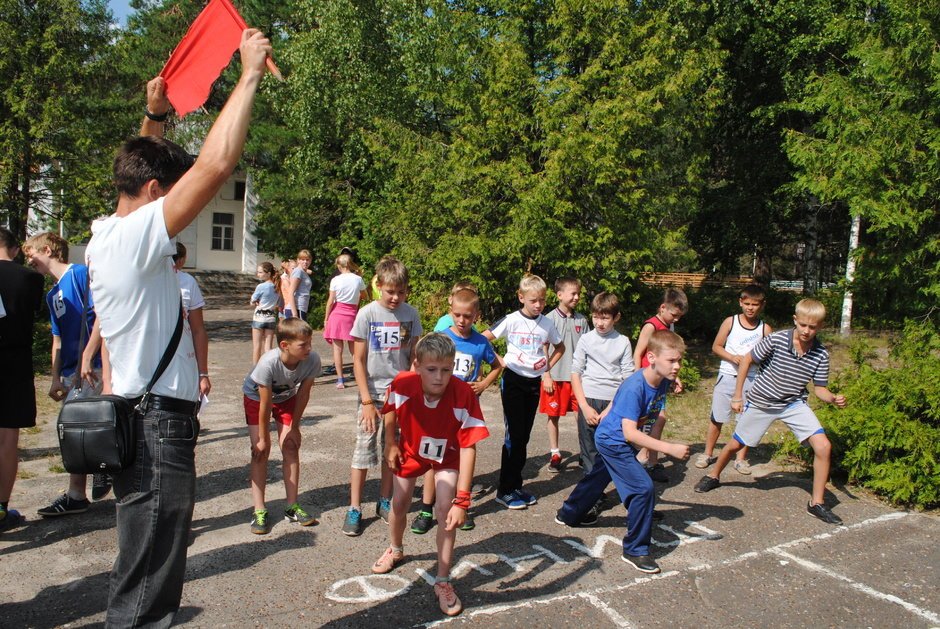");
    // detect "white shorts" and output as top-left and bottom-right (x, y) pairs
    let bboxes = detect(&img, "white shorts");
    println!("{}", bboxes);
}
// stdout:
(732, 401), (825, 447)
(710, 374), (755, 424)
